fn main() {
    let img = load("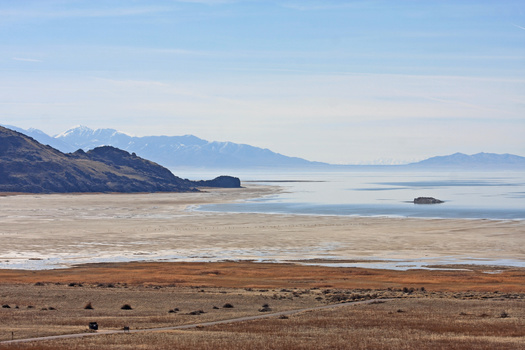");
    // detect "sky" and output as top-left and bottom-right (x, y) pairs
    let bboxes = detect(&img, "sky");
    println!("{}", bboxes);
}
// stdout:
(1, 0), (524, 165)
